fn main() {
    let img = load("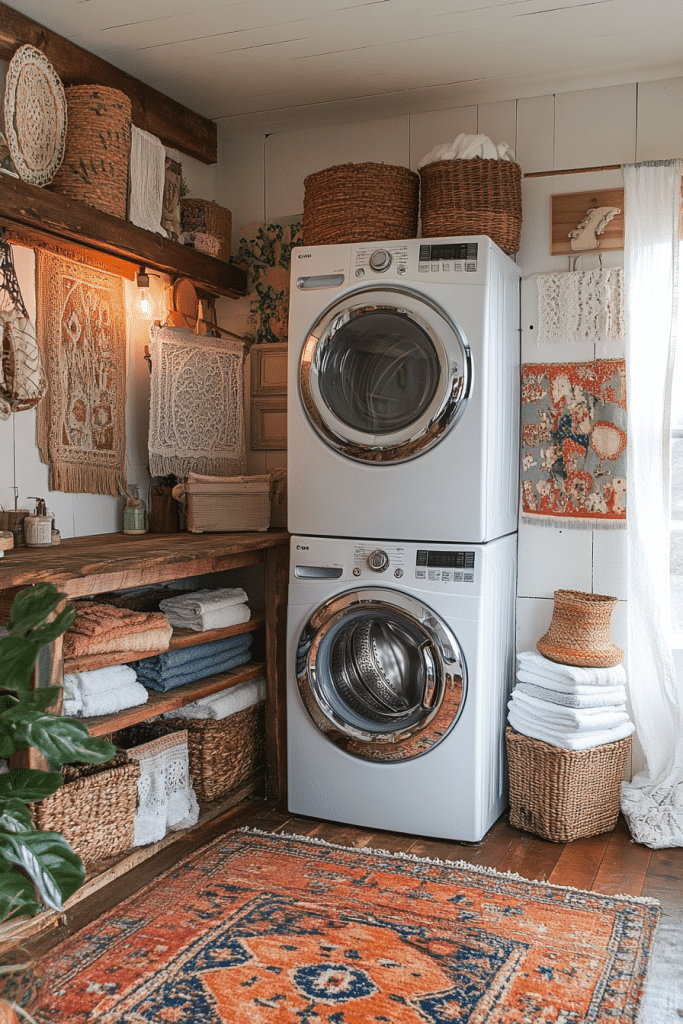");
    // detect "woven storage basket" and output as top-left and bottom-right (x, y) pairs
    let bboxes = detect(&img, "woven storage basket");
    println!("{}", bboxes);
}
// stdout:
(506, 727), (631, 842)
(537, 589), (623, 667)
(50, 85), (131, 218)
(32, 753), (140, 864)
(175, 475), (272, 533)
(154, 700), (266, 802)
(302, 162), (419, 246)
(181, 198), (232, 261)
(419, 158), (522, 255)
